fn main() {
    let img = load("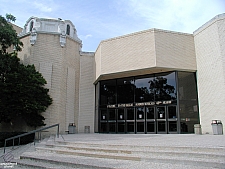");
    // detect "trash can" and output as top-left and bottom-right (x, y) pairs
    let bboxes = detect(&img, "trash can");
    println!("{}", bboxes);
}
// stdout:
(84, 126), (90, 133)
(211, 120), (223, 135)
(194, 124), (202, 135)
(68, 123), (76, 134)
